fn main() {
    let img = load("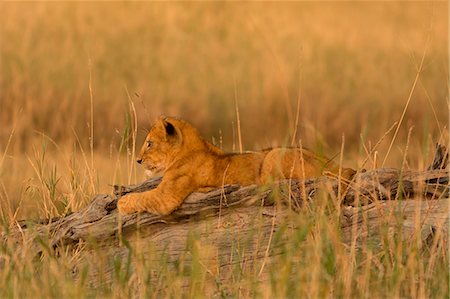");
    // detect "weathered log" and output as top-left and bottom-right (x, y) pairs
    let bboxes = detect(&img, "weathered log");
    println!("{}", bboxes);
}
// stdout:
(5, 169), (446, 251)
(1, 145), (448, 288)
